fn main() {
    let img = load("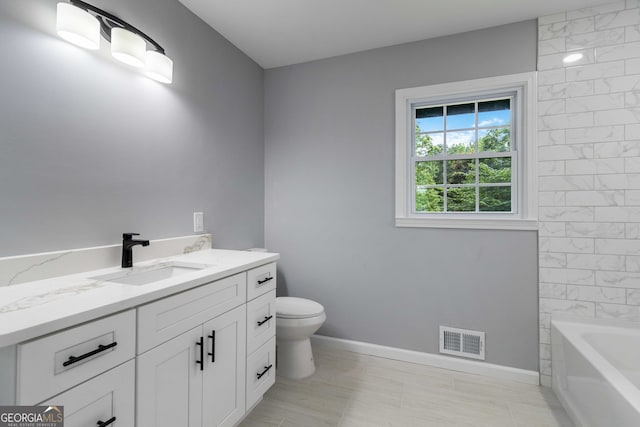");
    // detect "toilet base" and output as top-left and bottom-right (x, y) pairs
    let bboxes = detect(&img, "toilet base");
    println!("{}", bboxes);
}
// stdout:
(276, 338), (316, 379)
